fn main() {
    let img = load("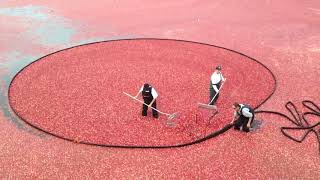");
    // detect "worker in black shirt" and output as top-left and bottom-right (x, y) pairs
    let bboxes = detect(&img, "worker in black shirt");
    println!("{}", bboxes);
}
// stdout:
(230, 102), (254, 132)
(135, 83), (159, 118)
